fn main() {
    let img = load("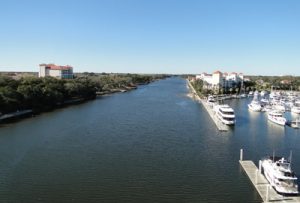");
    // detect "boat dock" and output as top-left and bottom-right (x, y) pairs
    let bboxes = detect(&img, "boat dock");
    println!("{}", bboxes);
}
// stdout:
(239, 149), (300, 203)
(200, 98), (229, 131)
(187, 80), (228, 131)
